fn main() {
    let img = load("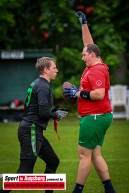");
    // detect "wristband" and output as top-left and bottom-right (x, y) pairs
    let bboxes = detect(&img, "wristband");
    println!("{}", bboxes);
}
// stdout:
(80, 91), (91, 100)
